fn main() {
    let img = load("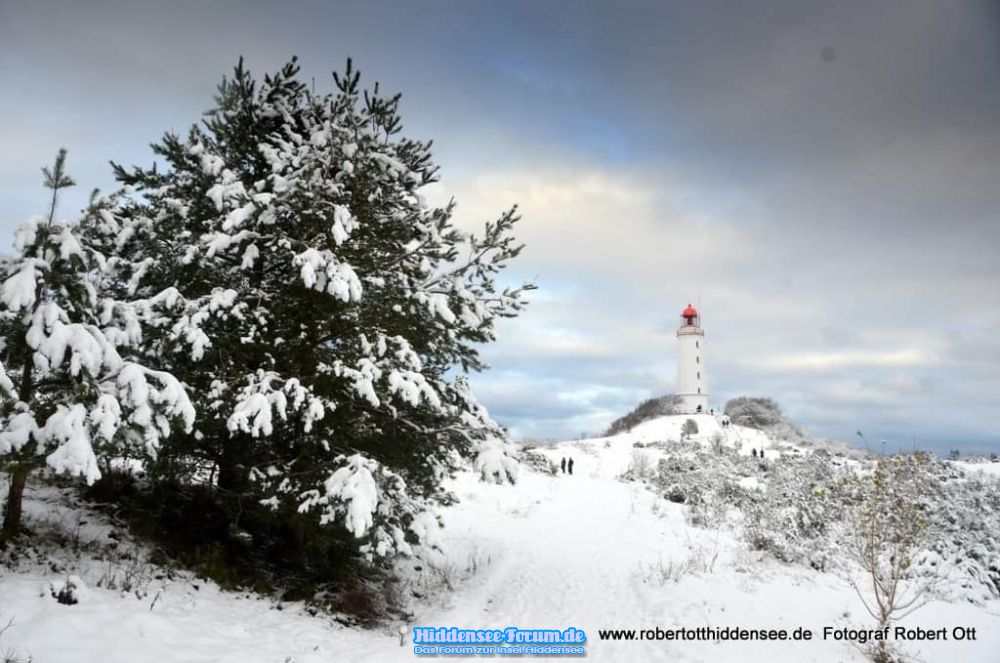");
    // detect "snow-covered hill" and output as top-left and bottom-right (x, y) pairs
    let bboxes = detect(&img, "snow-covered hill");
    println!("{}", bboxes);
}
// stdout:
(536, 413), (787, 468)
(2, 415), (998, 662)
